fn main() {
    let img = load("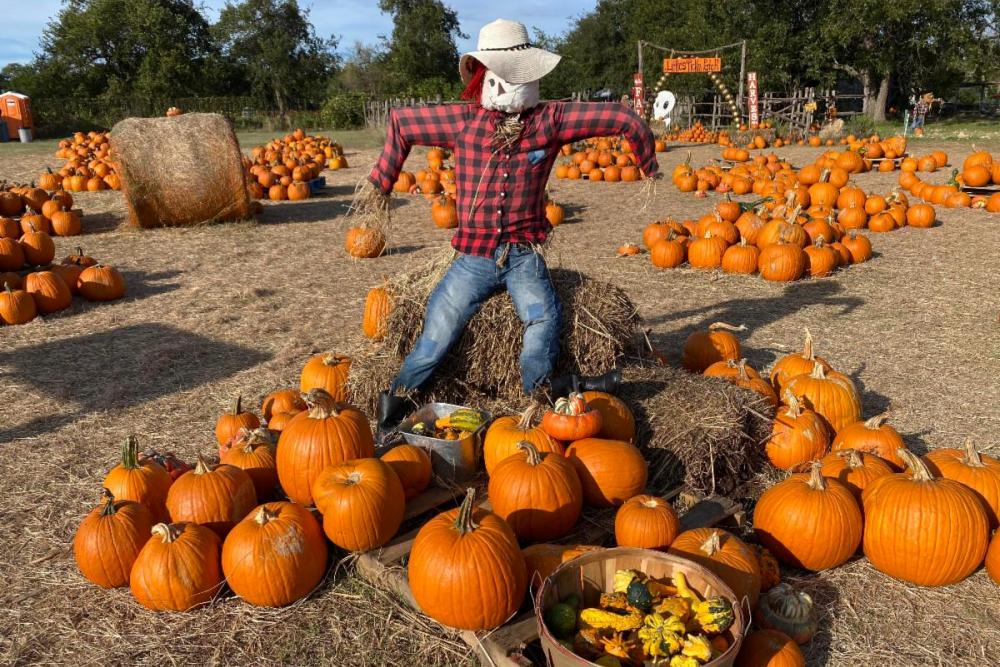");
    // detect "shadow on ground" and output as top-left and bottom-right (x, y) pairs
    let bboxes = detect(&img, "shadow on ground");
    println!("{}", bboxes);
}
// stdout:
(0, 322), (270, 441)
